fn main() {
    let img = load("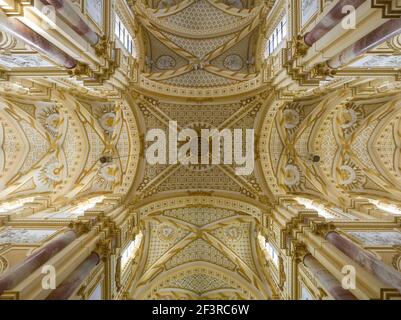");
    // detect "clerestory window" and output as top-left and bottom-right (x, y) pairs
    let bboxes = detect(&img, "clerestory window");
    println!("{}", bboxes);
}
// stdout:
(115, 14), (135, 56)
(265, 15), (287, 58)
